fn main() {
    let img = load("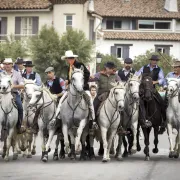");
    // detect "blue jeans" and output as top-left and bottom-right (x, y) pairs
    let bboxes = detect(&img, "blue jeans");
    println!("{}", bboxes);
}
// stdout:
(14, 93), (23, 128)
